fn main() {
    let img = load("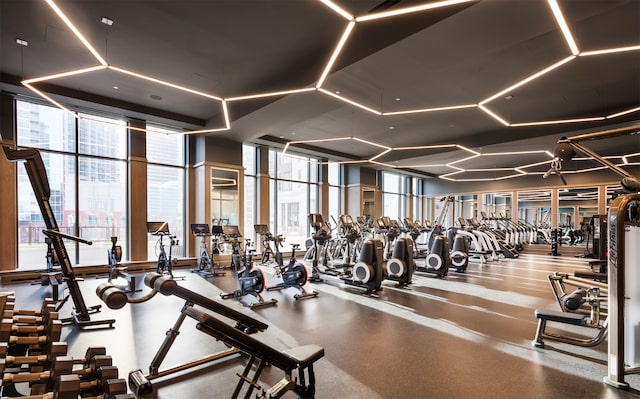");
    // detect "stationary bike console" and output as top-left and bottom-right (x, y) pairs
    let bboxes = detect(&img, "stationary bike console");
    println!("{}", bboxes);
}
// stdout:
(147, 222), (171, 236)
